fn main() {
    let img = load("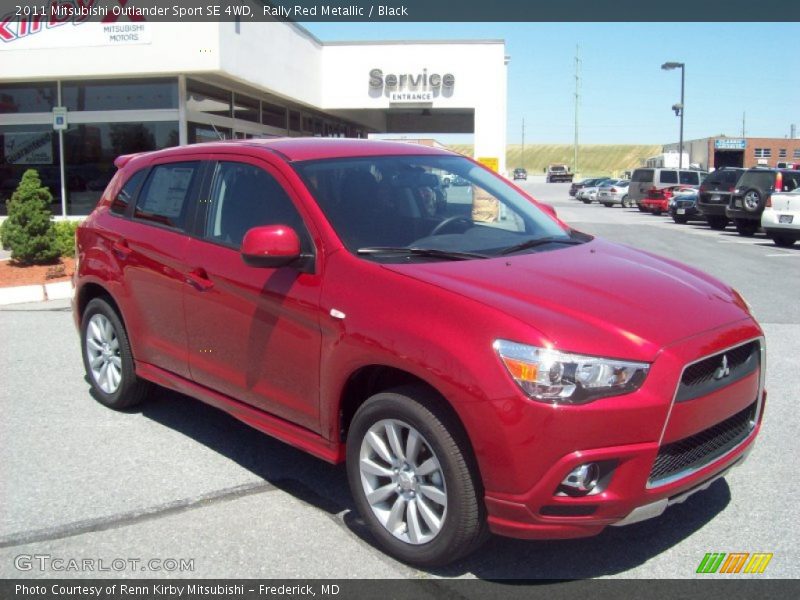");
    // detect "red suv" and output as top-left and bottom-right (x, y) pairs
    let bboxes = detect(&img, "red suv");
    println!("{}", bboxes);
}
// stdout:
(73, 139), (765, 567)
